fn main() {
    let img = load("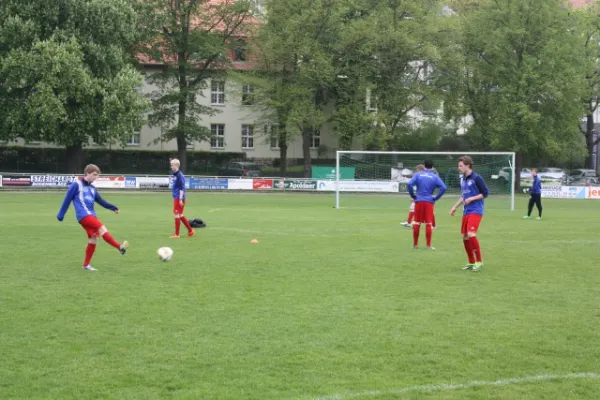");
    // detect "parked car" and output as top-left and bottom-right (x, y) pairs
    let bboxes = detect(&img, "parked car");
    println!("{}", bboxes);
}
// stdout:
(566, 169), (598, 184)
(537, 168), (566, 182)
(218, 162), (262, 177)
(495, 167), (532, 183)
